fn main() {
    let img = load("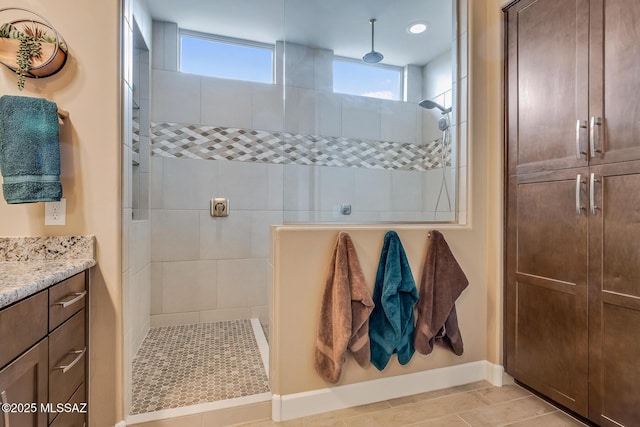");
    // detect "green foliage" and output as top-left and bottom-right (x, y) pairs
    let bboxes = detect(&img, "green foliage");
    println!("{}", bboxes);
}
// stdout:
(16, 33), (42, 90)
(0, 23), (20, 39)
(1, 22), (66, 90)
